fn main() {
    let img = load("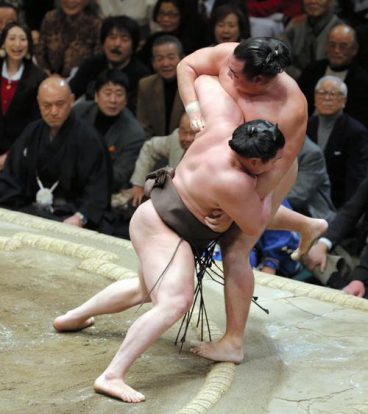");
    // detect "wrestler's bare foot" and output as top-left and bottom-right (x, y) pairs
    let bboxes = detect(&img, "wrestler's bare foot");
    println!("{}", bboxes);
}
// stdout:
(291, 218), (328, 261)
(191, 339), (244, 363)
(94, 373), (145, 403)
(53, 311), (95, 332)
